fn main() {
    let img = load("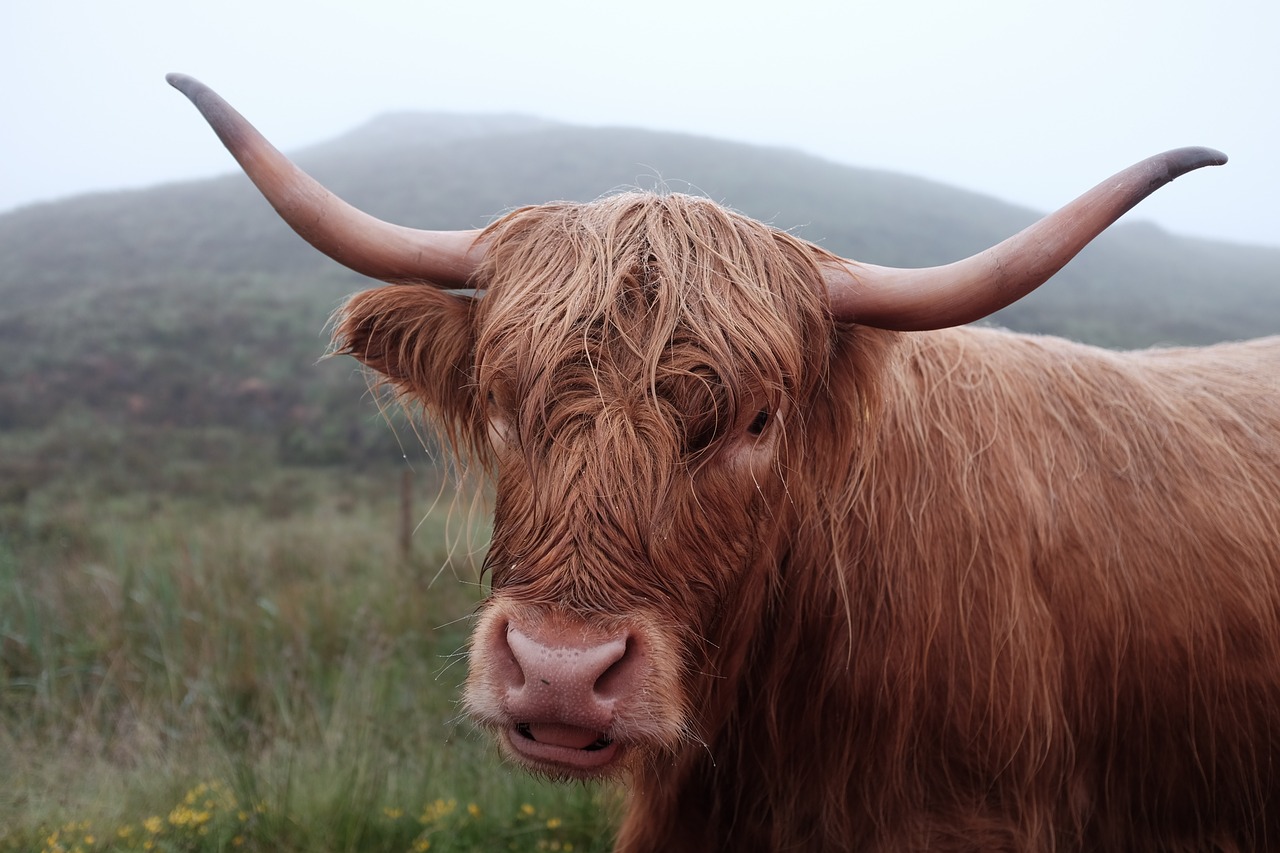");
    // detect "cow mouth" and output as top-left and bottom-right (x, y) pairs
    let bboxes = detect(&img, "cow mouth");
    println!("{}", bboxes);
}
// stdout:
(506, 723), (620, 773)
